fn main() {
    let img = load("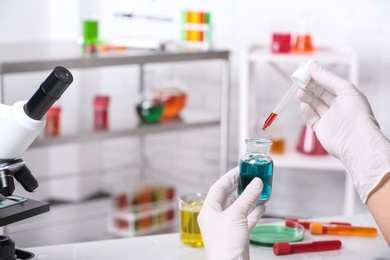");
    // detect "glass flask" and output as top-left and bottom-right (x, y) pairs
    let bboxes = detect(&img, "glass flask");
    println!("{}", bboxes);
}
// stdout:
(136, 99), (164, 123)
(154, 87), (187, 119)
(296, 124), (327, 155)
(238, 138), (274, 204)
(293, 20), (314, 54)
